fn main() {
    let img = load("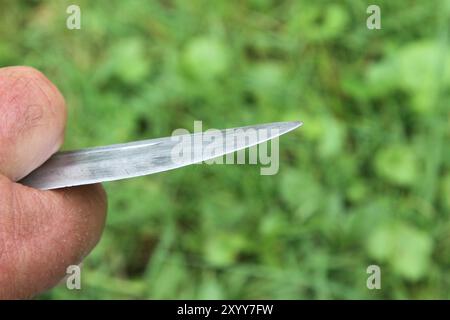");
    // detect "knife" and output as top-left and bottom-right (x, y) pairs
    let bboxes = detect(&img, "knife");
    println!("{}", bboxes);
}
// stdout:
(20, 121), (302, 190)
